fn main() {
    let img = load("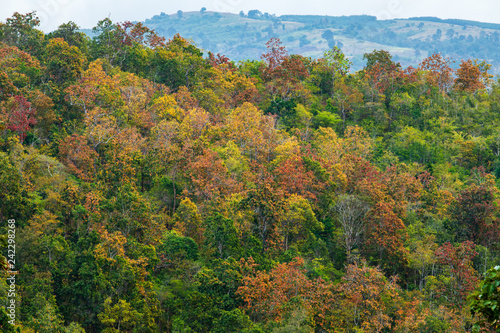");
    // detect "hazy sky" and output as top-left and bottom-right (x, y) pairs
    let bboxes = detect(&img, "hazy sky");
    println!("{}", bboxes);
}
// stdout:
(2, 0), (500, 32)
